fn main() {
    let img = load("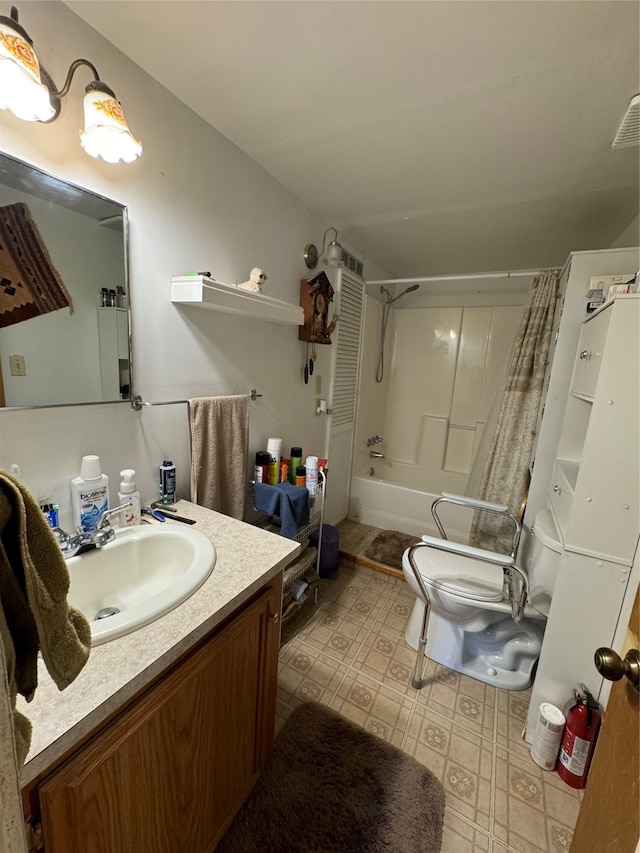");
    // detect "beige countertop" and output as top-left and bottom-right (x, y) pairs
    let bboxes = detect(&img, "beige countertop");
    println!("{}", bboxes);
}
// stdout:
(19, 501), (299, 786)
